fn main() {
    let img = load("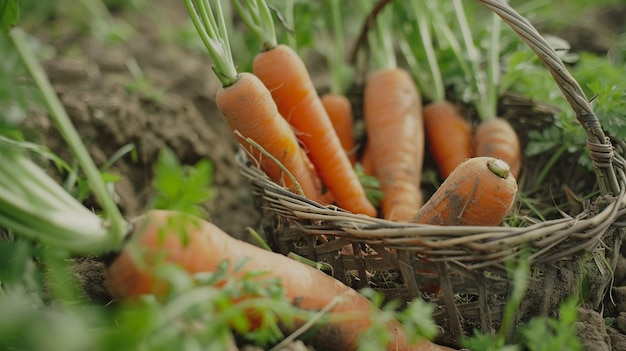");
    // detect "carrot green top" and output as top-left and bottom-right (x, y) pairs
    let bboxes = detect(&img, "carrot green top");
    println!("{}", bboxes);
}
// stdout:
(451, 0), (499, 120)
(184, 0), (238, 87)
(232, 0), (278, 52)
(321, 0), (352, 95)
(399, 0), (445, 102)
(366, 1), (396, 71)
